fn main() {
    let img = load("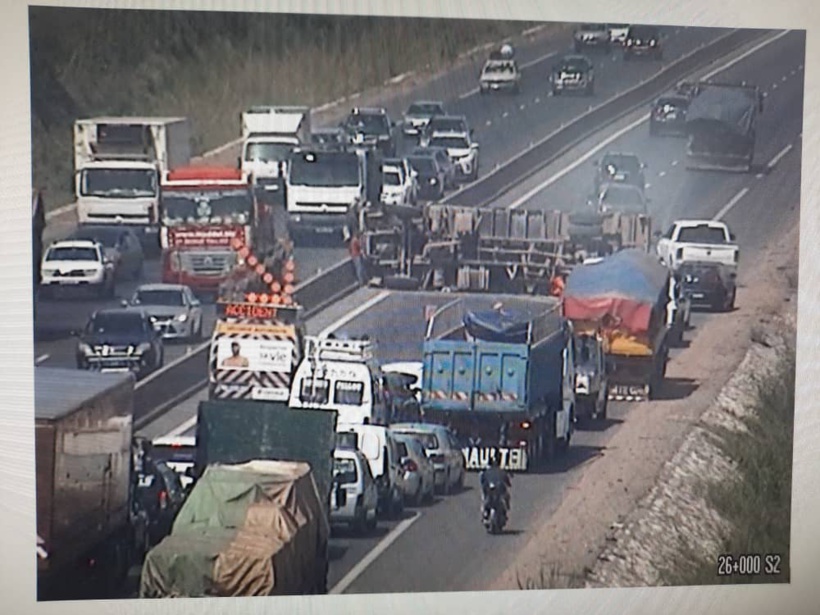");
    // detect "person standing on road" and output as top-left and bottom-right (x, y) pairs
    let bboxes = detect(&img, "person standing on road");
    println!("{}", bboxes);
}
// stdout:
(348, 232), (368, 286)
